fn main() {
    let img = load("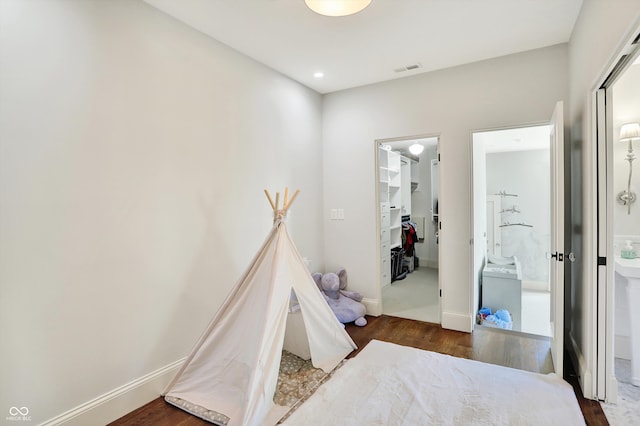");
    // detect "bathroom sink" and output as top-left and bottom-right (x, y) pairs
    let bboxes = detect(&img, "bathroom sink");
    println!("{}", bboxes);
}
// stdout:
(615, 257), (640, 279)
(616, 255), (640, 386)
